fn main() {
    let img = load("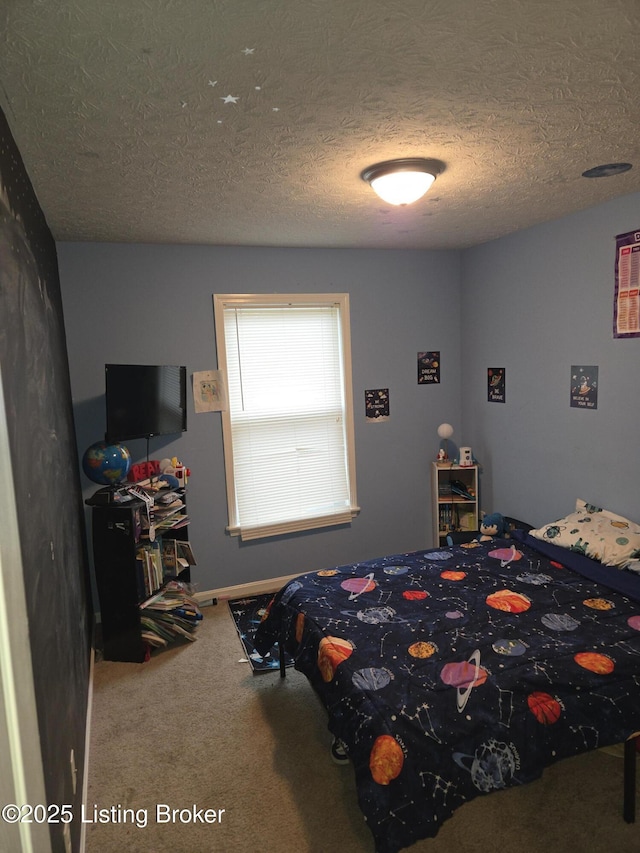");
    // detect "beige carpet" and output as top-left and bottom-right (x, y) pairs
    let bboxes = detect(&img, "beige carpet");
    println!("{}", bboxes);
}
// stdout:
(85, 599), (639, 853)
